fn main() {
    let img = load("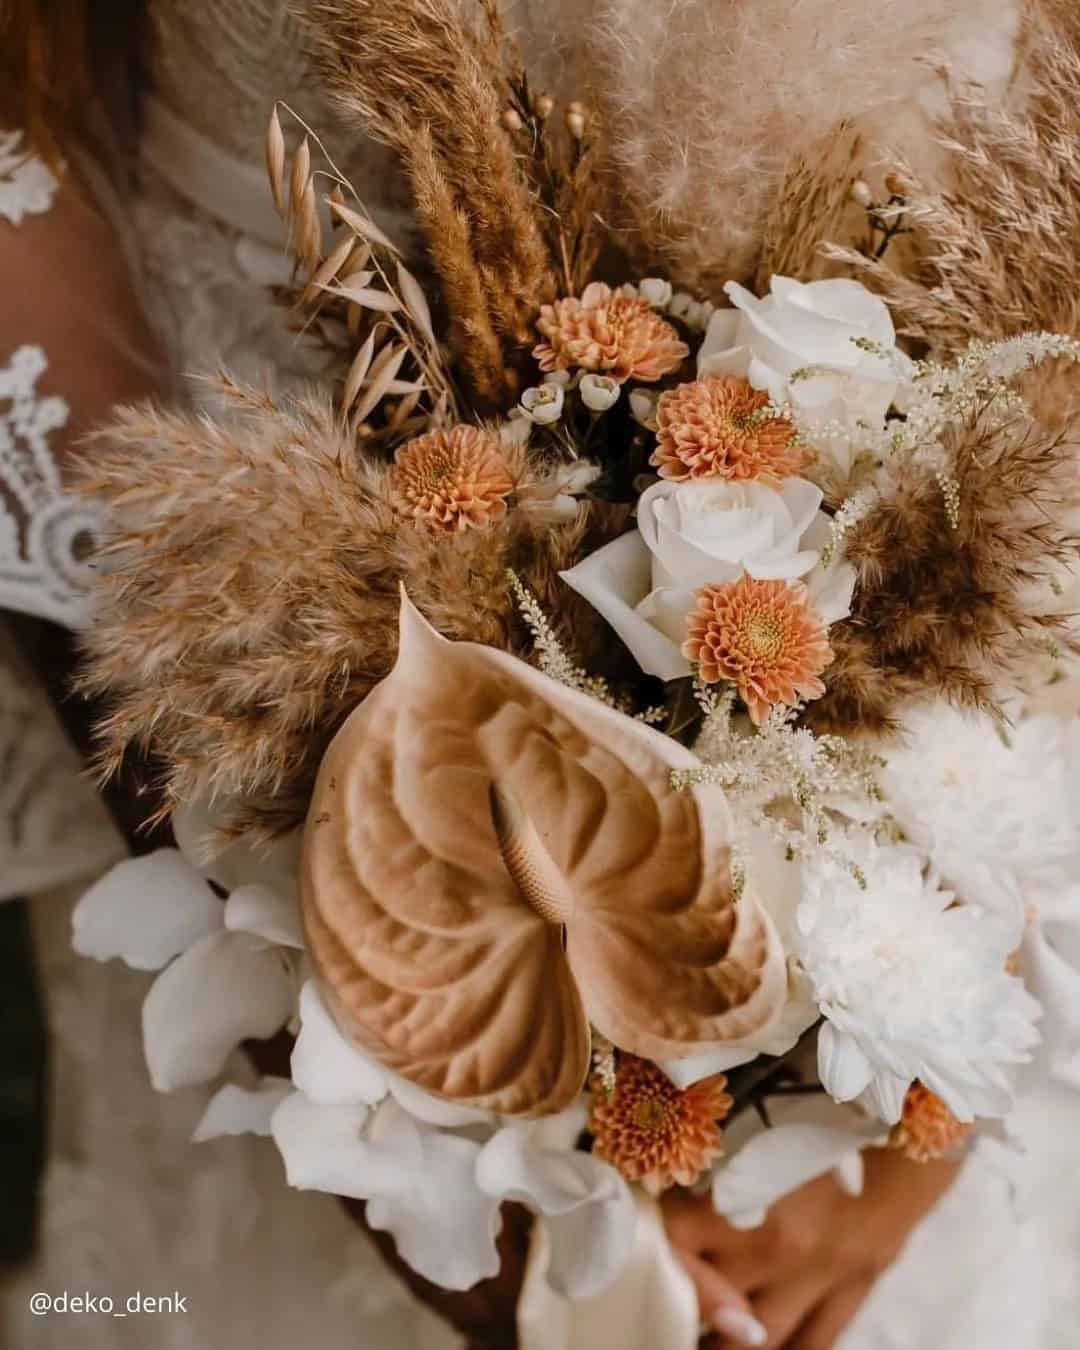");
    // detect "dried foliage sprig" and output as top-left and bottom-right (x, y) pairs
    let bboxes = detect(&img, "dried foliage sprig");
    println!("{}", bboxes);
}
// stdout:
(76, 377), (606, 839)
(811, 400), (1080, 736)
(306, 0), (556, 406)
(266, 105), (460, 437)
